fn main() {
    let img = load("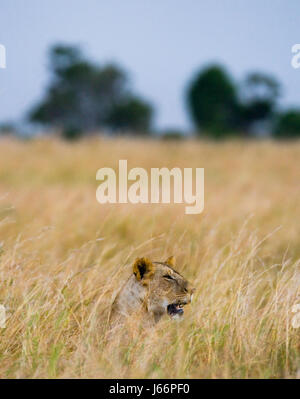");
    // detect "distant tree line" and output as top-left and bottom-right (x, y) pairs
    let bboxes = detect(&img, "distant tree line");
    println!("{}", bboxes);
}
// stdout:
(1, 43), (299, 139)
(29, 45), (153, 139)
(187, 65), (300, 139)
